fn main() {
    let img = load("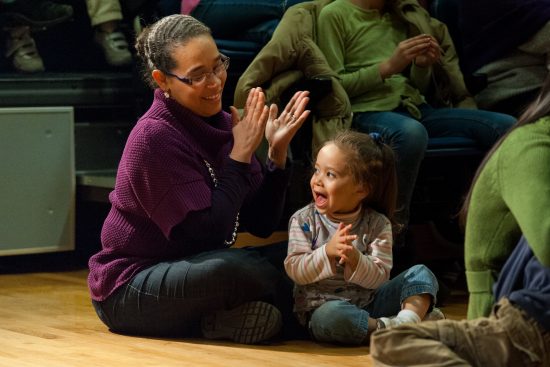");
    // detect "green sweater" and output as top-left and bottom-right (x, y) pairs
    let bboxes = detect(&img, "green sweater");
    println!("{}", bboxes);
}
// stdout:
(465, 116), (550, 319)
(317, 0), (427, 115)
(317, 0), (476, 113)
